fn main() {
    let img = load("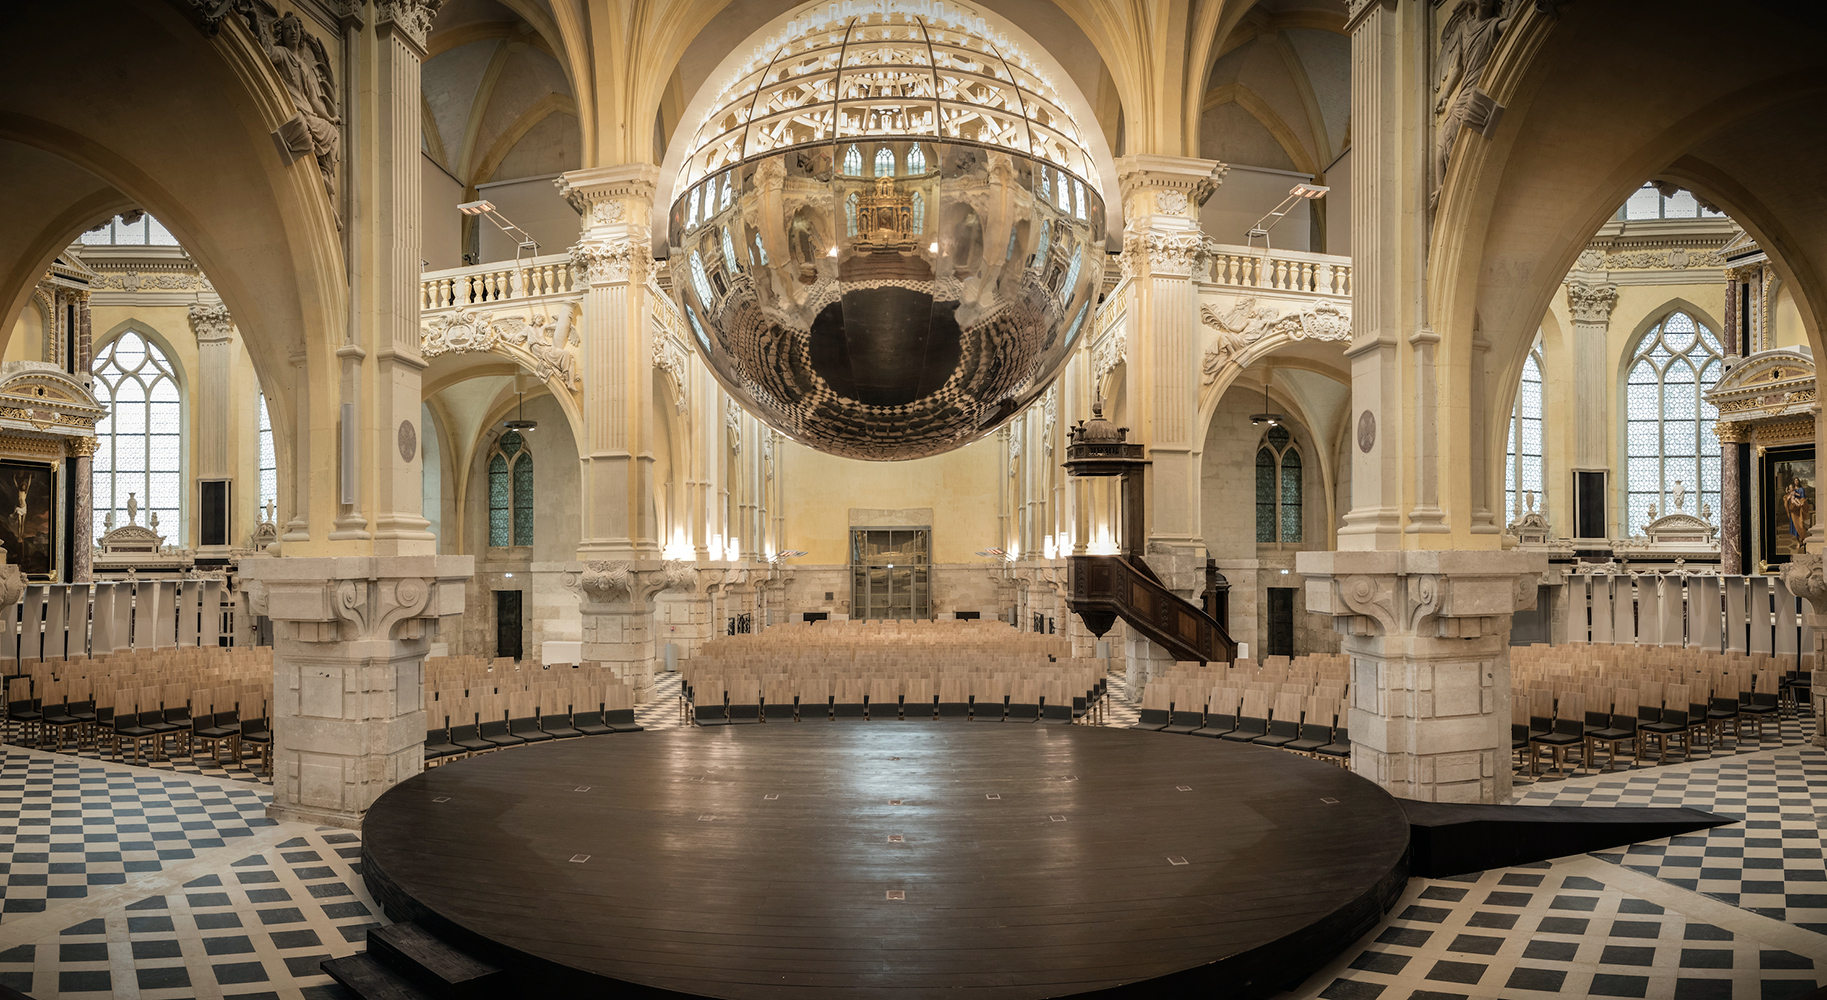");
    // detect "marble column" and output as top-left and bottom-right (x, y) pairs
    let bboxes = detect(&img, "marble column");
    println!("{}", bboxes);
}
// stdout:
(68, 436), (96, 582)
(1718, 422), (1746, 574)
(239, 554), (472, 827)
(1298, 549), (1546, 802)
